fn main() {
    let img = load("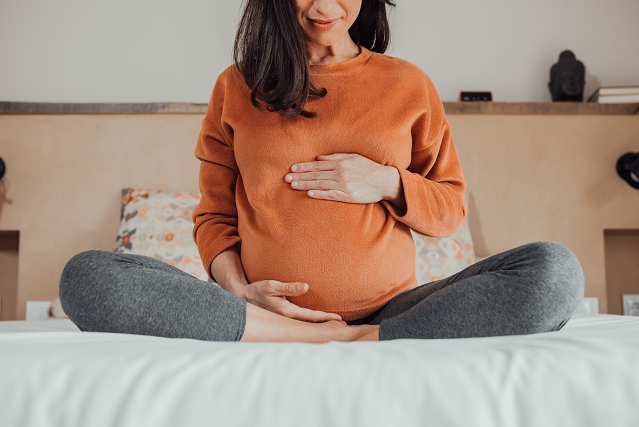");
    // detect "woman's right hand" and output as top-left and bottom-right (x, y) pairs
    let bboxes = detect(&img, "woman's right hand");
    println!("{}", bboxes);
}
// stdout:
(242, 279), (344, 323)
